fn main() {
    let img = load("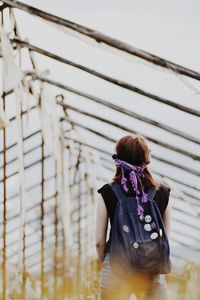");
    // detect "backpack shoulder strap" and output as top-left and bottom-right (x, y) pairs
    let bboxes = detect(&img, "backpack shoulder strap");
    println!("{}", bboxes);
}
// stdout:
(110, 182), (157, 203)
(109, 182), (127, 203)
(147, 188), (157, 201)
